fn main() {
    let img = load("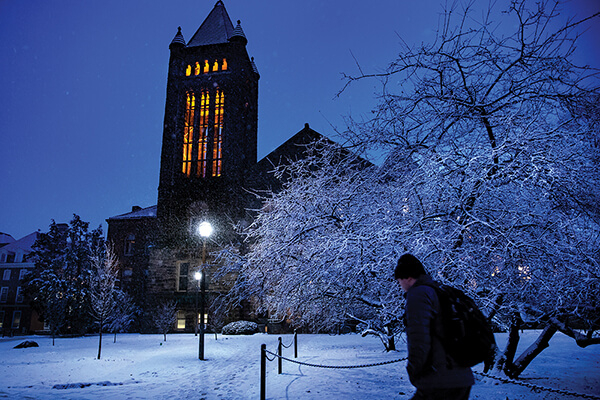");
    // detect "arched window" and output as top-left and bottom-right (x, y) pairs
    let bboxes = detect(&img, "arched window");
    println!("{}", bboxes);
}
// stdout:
(124, 233), (136, 256)
(185, 64), (192, 76)
(194, 62), (201, 75)
(181, 88), (225, 178)
(182, 92), (195, 176)
(212, 90), (224, 177)
(222, 58), (227, 71)
(197, 90), (210, 177)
